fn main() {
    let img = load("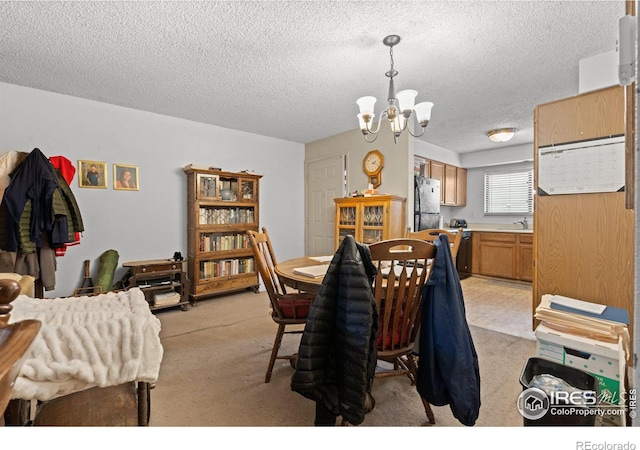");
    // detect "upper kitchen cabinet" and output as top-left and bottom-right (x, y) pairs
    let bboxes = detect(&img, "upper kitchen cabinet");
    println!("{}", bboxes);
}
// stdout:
(455, 167), (467, 206)
(414, 156), (466, 206)
(444, 164), (457, 205)
(429, 160), (445, 204)
(536, 85), (625, 147)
